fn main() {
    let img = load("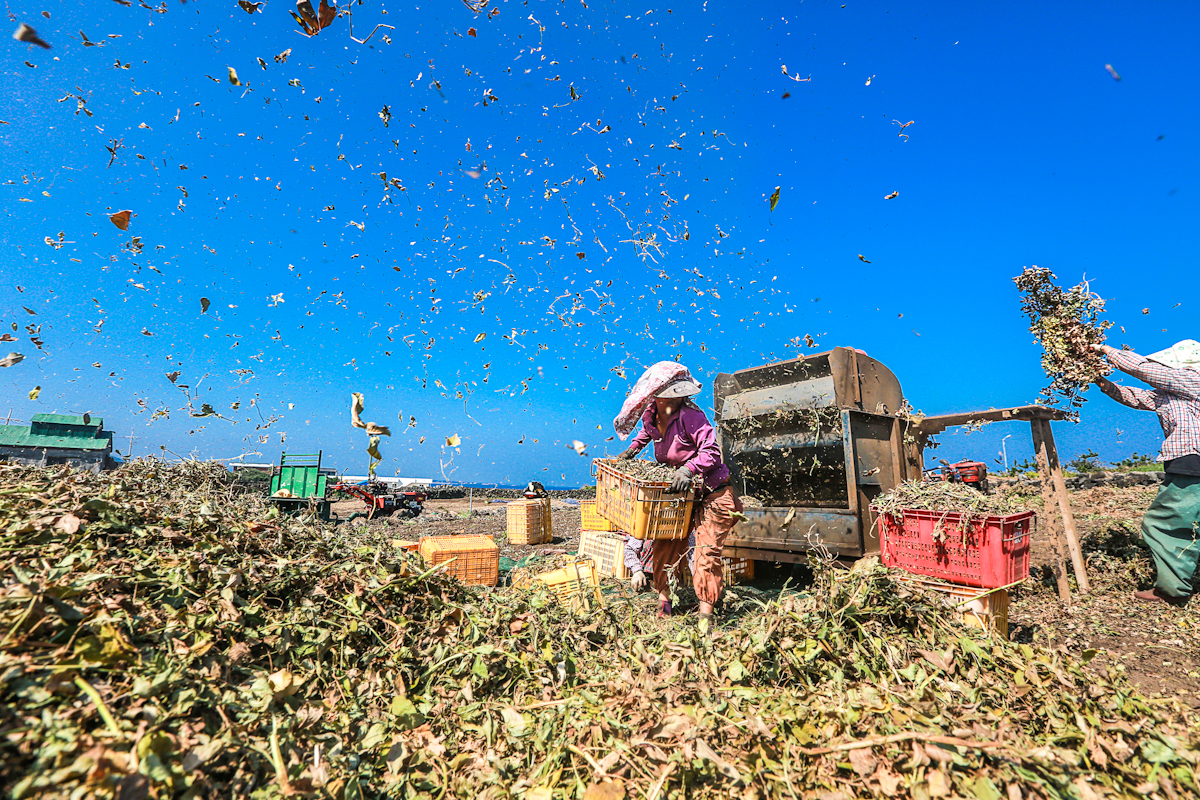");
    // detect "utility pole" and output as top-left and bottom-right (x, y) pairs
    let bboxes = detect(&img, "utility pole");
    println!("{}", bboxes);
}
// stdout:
(3, 409), (10, 426)
(127, 431), (136, 459)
